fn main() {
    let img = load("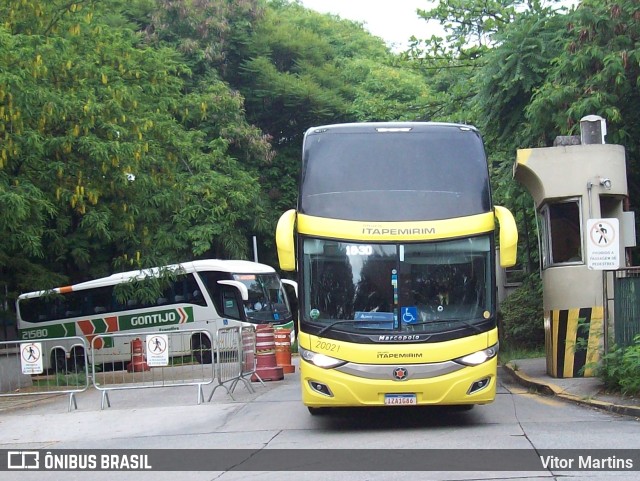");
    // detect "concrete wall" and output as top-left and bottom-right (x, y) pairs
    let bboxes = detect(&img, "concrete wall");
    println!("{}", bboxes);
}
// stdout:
(0, 348), (33, 392)
(514, 143), (628, 312)
(514, 142), (630, 377)
(542, 266), (603, 310)
(515, 144), (627, 206)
